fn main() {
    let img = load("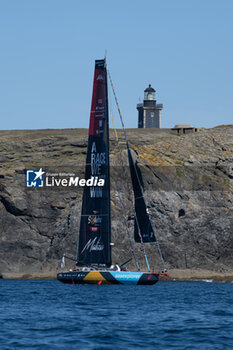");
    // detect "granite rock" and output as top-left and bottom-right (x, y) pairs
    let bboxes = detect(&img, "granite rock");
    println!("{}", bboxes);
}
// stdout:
(0, 126), (232, 275)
